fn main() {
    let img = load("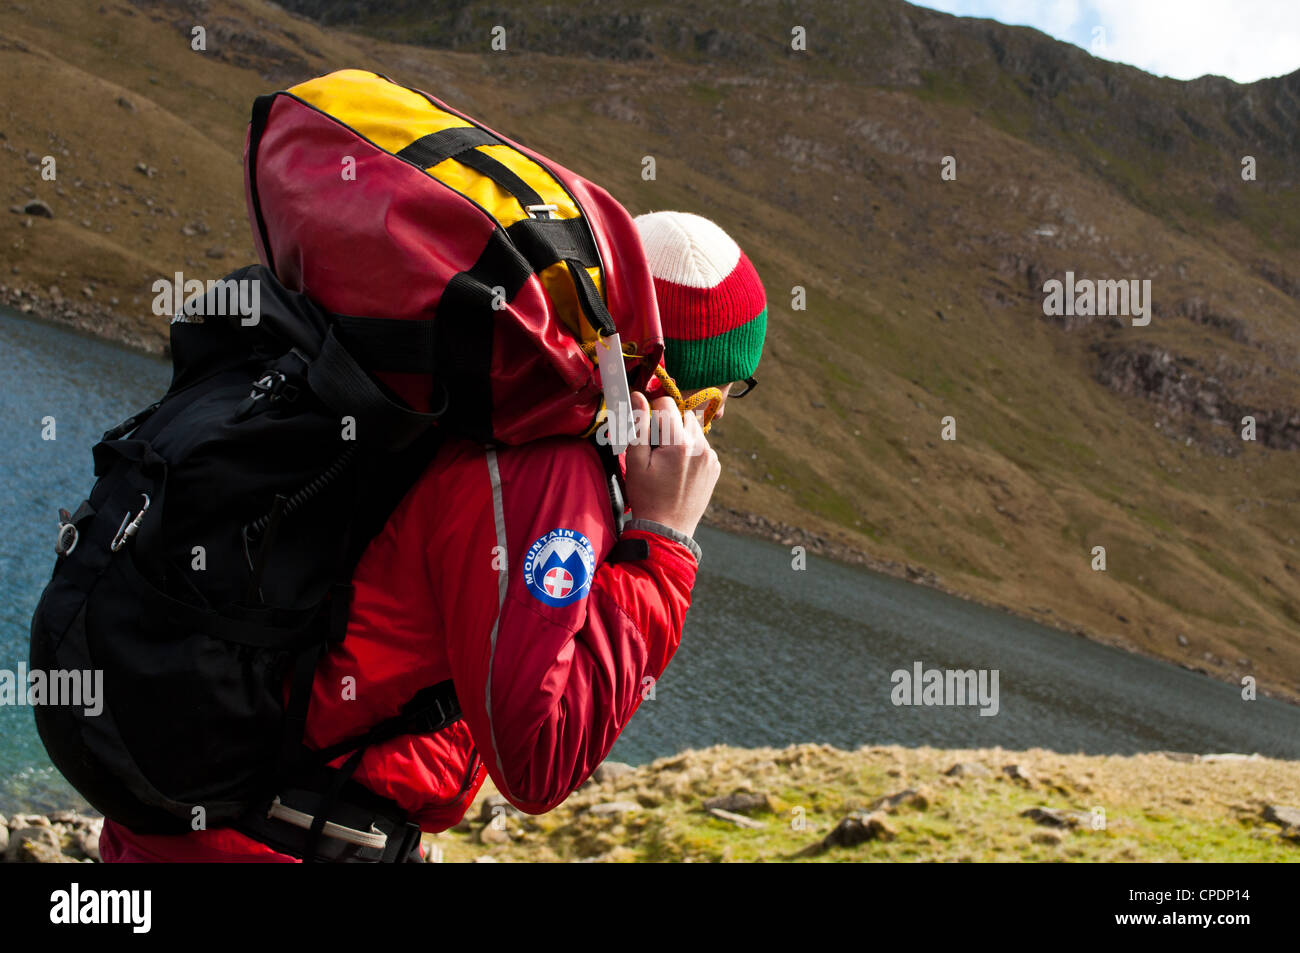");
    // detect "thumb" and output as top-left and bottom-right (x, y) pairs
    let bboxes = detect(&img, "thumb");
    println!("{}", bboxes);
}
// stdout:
(625, 391), (652, 474)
